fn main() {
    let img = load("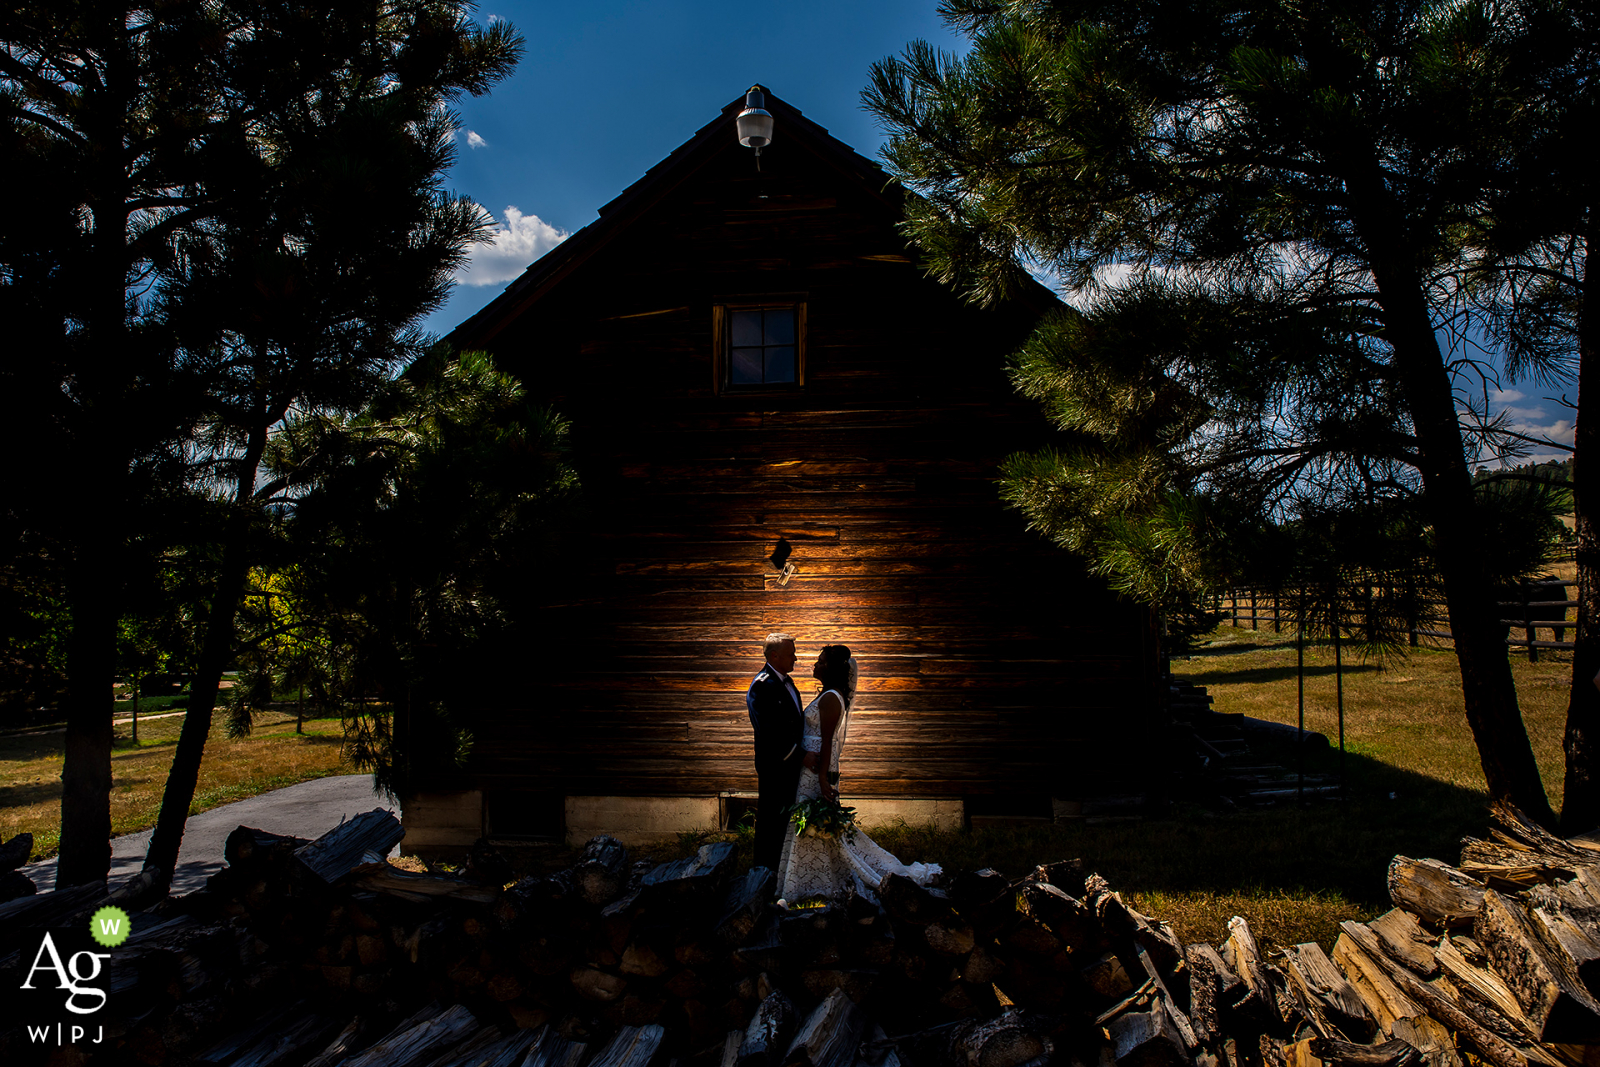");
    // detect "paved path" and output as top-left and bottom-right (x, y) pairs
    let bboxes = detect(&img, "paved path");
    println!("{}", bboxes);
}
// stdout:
(22, 775), (399, 896)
